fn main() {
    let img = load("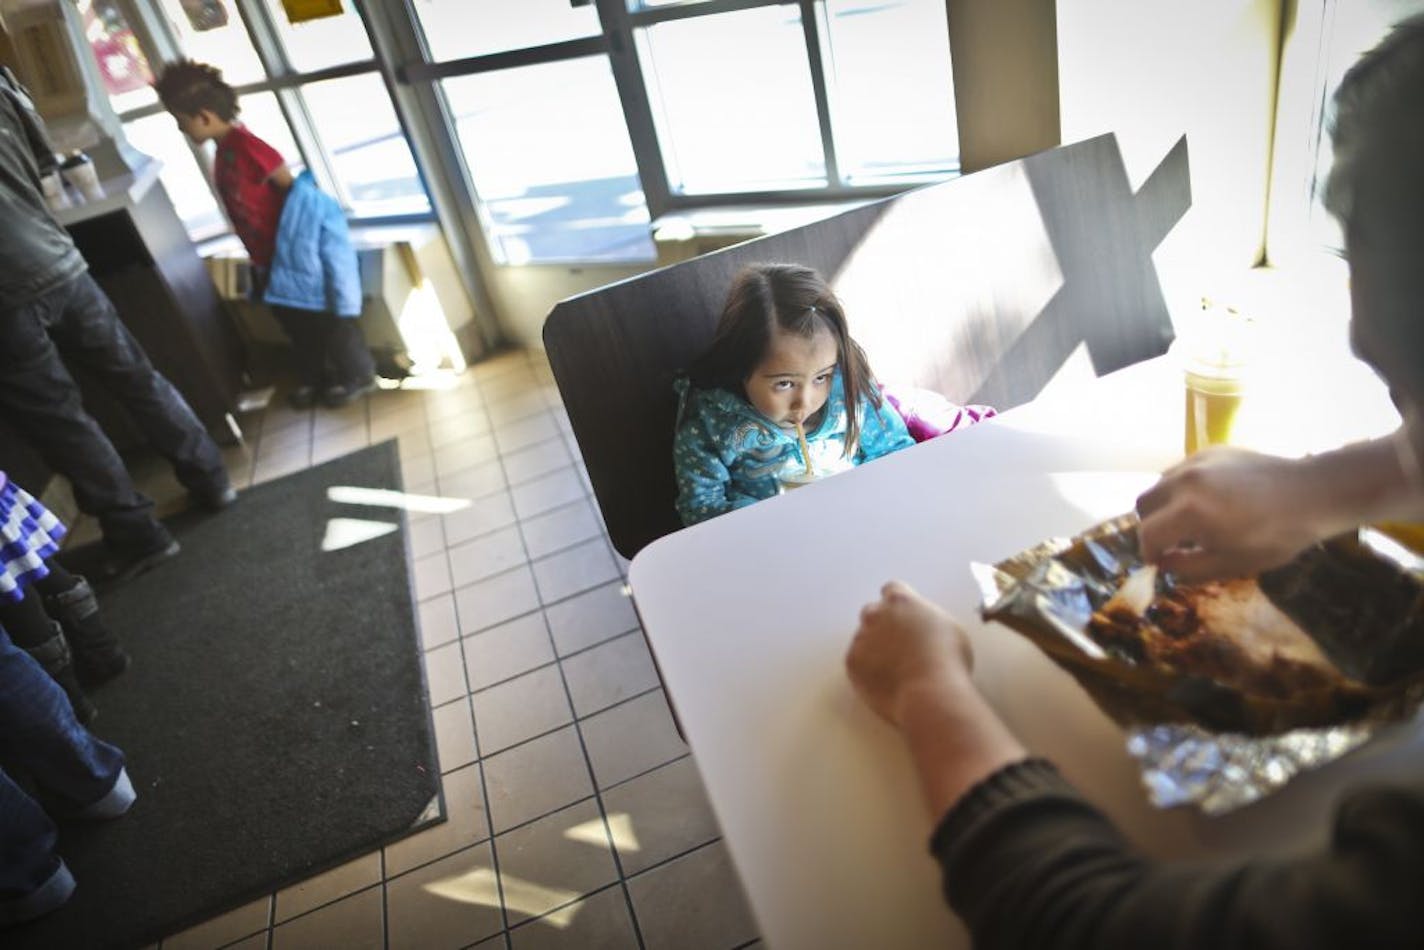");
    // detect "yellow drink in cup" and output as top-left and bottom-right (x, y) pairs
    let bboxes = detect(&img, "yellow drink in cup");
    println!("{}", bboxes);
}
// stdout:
(1176, 301), (1253, 455)
(1184, 366), (1246, 454)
